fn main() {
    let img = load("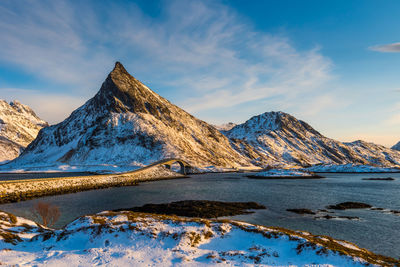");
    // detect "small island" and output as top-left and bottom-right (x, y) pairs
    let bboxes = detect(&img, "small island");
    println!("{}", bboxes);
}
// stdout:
(326, 202), (372, 210)
(247, 169), (324, 179)
(115, 200), (266, 218)
(362, 177), (395, 181)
